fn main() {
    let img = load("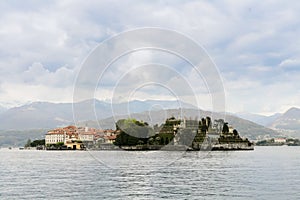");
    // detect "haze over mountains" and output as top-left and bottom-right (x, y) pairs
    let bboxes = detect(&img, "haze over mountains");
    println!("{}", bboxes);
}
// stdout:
(83, 108), (280, 140)
(235, 107), (300, 137)
(0, 99), (196, 130)
(234, 112), (282, 127)
(267, 107), (300, 137)
(0, 99), (299, 142)
(0, 99), (300, 139)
